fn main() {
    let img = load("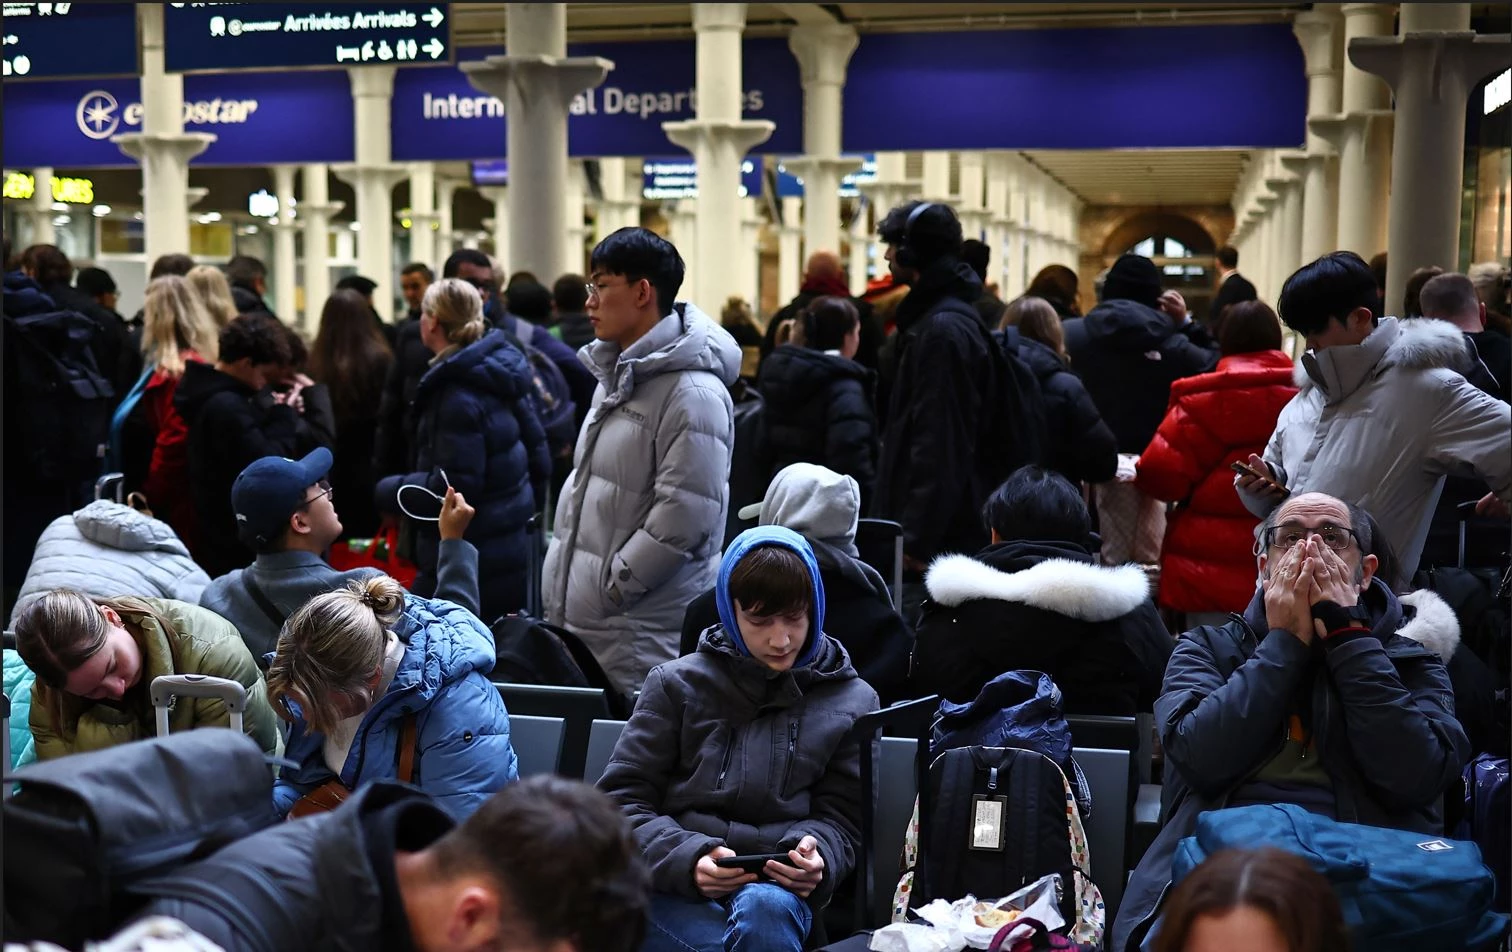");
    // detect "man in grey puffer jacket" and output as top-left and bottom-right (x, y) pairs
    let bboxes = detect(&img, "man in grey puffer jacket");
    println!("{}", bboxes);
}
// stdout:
(1236, 252), (1511, 588)
(544, 228), (740, 695)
